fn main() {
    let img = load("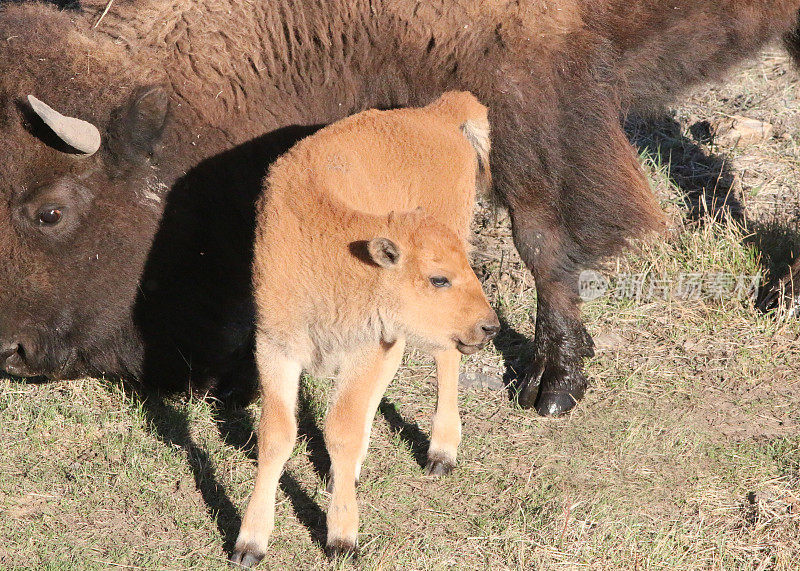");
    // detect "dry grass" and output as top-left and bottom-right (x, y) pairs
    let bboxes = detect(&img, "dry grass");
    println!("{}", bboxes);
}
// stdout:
(2, 48), (800, 570)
